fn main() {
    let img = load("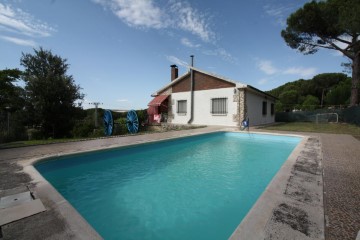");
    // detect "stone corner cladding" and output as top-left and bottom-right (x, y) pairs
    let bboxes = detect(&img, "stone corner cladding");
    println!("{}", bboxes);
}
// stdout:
(233, 89), (246, 125)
